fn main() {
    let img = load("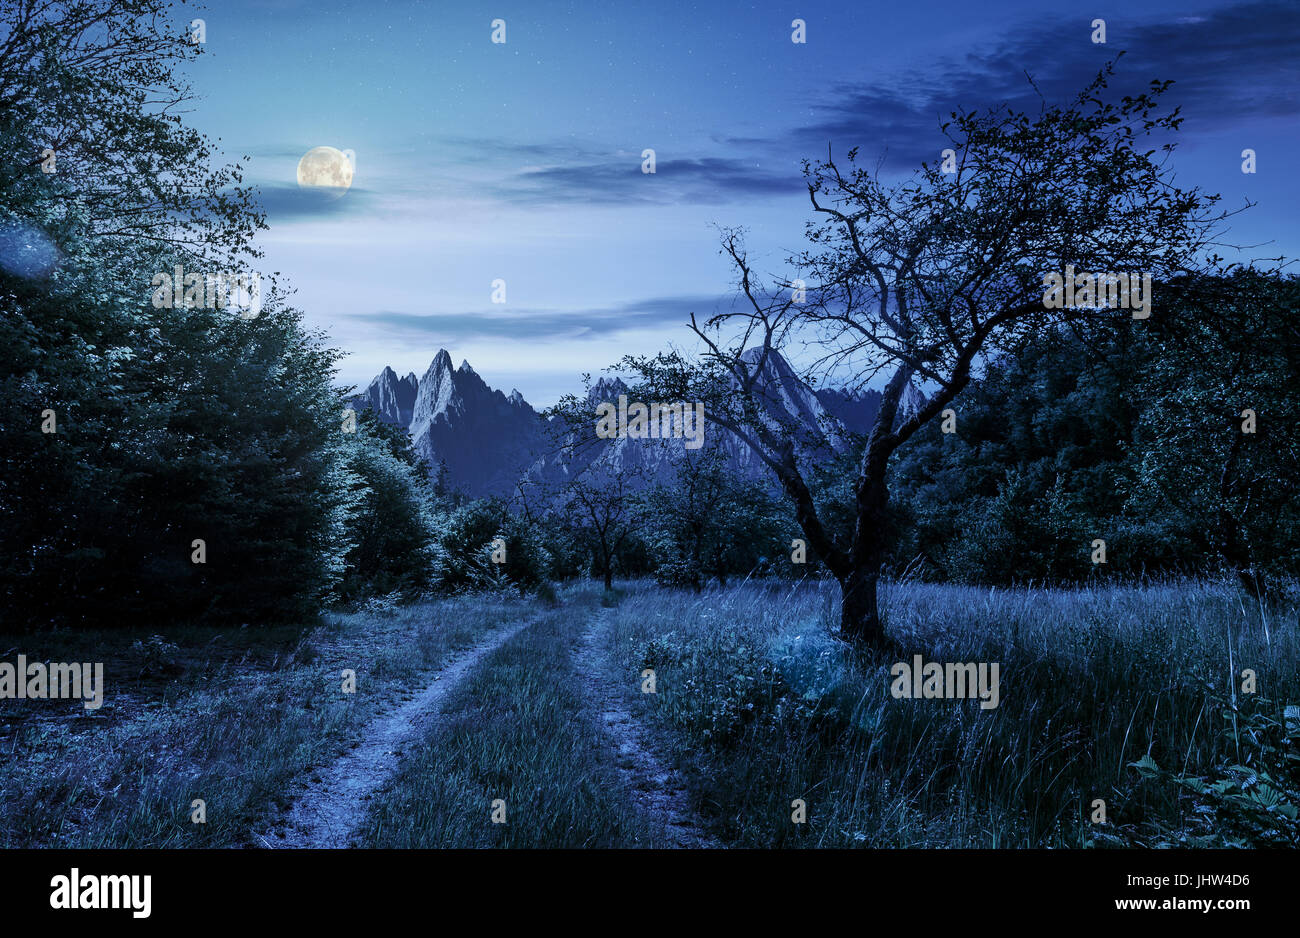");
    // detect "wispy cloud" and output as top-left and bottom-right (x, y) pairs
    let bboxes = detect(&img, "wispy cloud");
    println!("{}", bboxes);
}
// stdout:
(252, 183), (378, 221)
(349, 295), (726, 342)
(410, 2), (1300, 205)
(245, 3), (1300, 217)
(735, 0), (1300, 168)
(487, 157), (803, 205)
